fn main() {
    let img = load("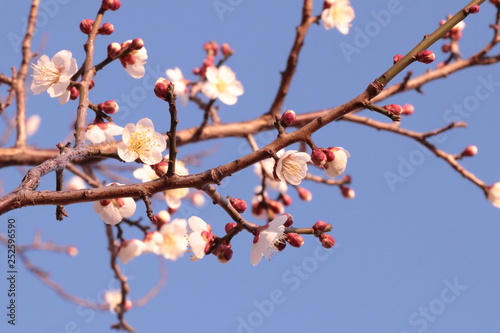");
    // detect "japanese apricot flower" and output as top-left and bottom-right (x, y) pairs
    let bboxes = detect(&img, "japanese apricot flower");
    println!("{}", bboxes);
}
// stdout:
(187, 216), (215, 261)
(93, 183), (137, 225)
(158, 219), (188, 260)
(274, 150), (311, 185)
(324, 147), (350, 178)
(254, 155), (288, 194)
(166, 67), (189, 105)
(85, 122), (123, 144)
(120, 40), (148, 79)
(103, 290), (132, 313)
(201, 65), (244, 105)
(118, 239), (145, 264)
(321, 0), (355, 34)
(486, 183), (500, 208)
(250, 214), (288, 266)
(118, 118), (166, 165)
(30, 50), (78, 104)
